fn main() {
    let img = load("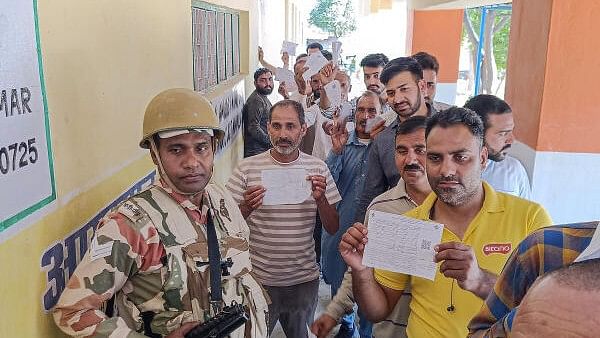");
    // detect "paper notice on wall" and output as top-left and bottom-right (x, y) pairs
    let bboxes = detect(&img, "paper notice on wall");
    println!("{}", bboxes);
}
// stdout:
(0, 0), (55, 232)
(362, 210), (444, 281)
